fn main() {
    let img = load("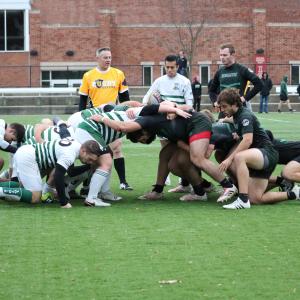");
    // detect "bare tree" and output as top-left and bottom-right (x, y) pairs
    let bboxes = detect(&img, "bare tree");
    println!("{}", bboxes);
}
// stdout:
(170, 0), (216, 78)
